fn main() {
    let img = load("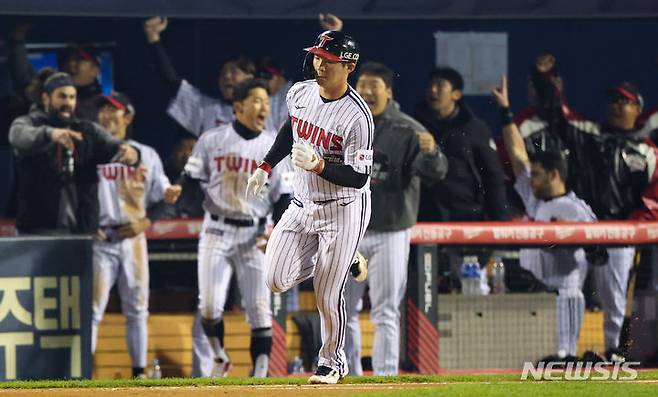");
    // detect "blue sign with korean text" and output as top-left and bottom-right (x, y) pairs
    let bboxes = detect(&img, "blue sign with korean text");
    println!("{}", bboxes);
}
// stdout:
(0, 237), (93, 380)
